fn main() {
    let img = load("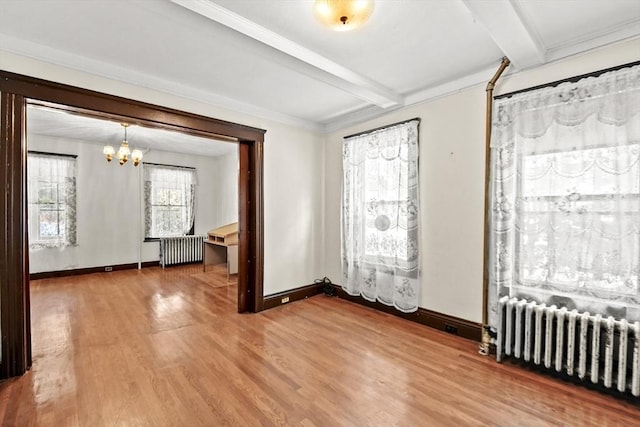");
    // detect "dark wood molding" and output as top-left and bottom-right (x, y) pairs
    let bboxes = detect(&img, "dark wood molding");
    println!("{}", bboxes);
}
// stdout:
(237, 144), (250, 313)
(0, 70), (266, 378)
(252, 140), (264, 312)
(237, 139), (265, 313)
(0, 91), (31, 378)
(0, 71), (266, 142)
(261, 284), (481, 341)
(334, 287), (482, 342)
(29, 261), (160, 280)
(262, 284), (324, 311)
(416, 307), (482, 342)
(141, 261), (160, 269)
